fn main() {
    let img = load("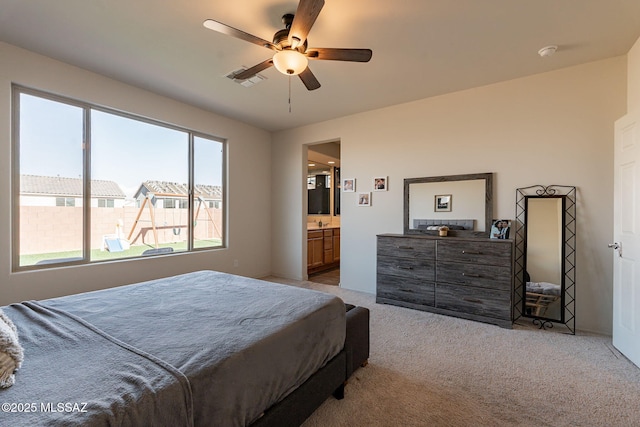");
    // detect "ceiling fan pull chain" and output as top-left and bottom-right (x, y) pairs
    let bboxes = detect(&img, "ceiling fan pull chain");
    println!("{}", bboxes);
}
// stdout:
(289, 75), (292, 113)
